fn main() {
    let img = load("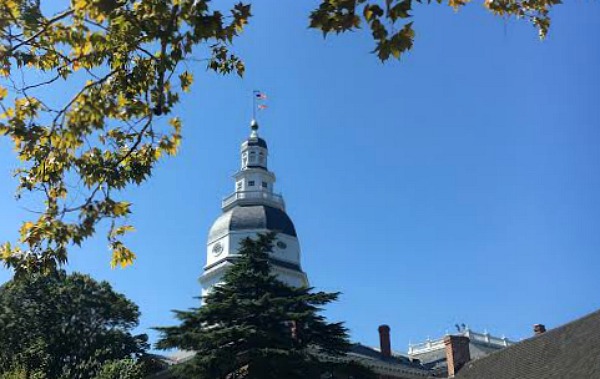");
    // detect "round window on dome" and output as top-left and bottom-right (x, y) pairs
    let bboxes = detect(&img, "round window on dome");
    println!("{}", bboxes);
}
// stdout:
(276, 241), (287, 250)
(212, 242), (224, 256)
